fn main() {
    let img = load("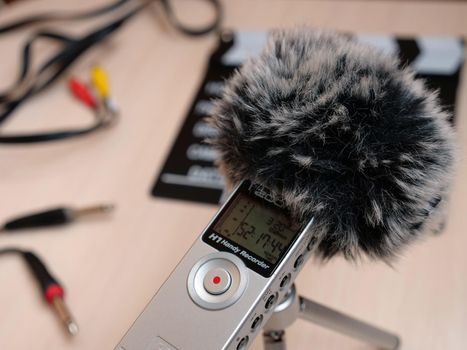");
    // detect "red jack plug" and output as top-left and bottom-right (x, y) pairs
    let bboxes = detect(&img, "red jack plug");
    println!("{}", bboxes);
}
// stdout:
(23, 252), (79, 336)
